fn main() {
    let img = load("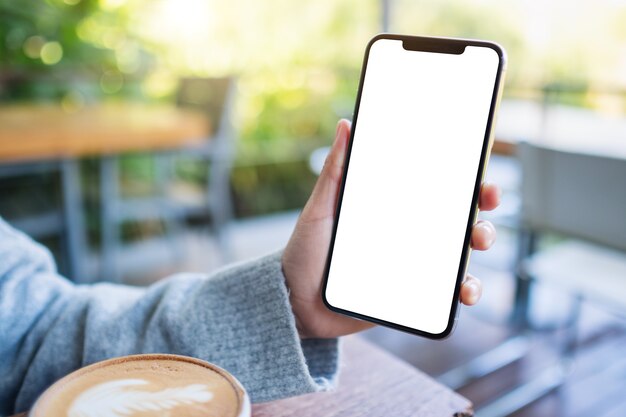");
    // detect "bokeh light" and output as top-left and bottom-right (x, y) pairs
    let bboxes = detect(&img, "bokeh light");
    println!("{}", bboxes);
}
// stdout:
(41, 41), (63, 65)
